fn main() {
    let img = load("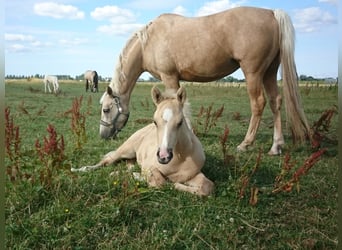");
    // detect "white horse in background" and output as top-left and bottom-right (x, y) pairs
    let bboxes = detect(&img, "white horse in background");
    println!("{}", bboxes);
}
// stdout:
(43, 75), (59, 94)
